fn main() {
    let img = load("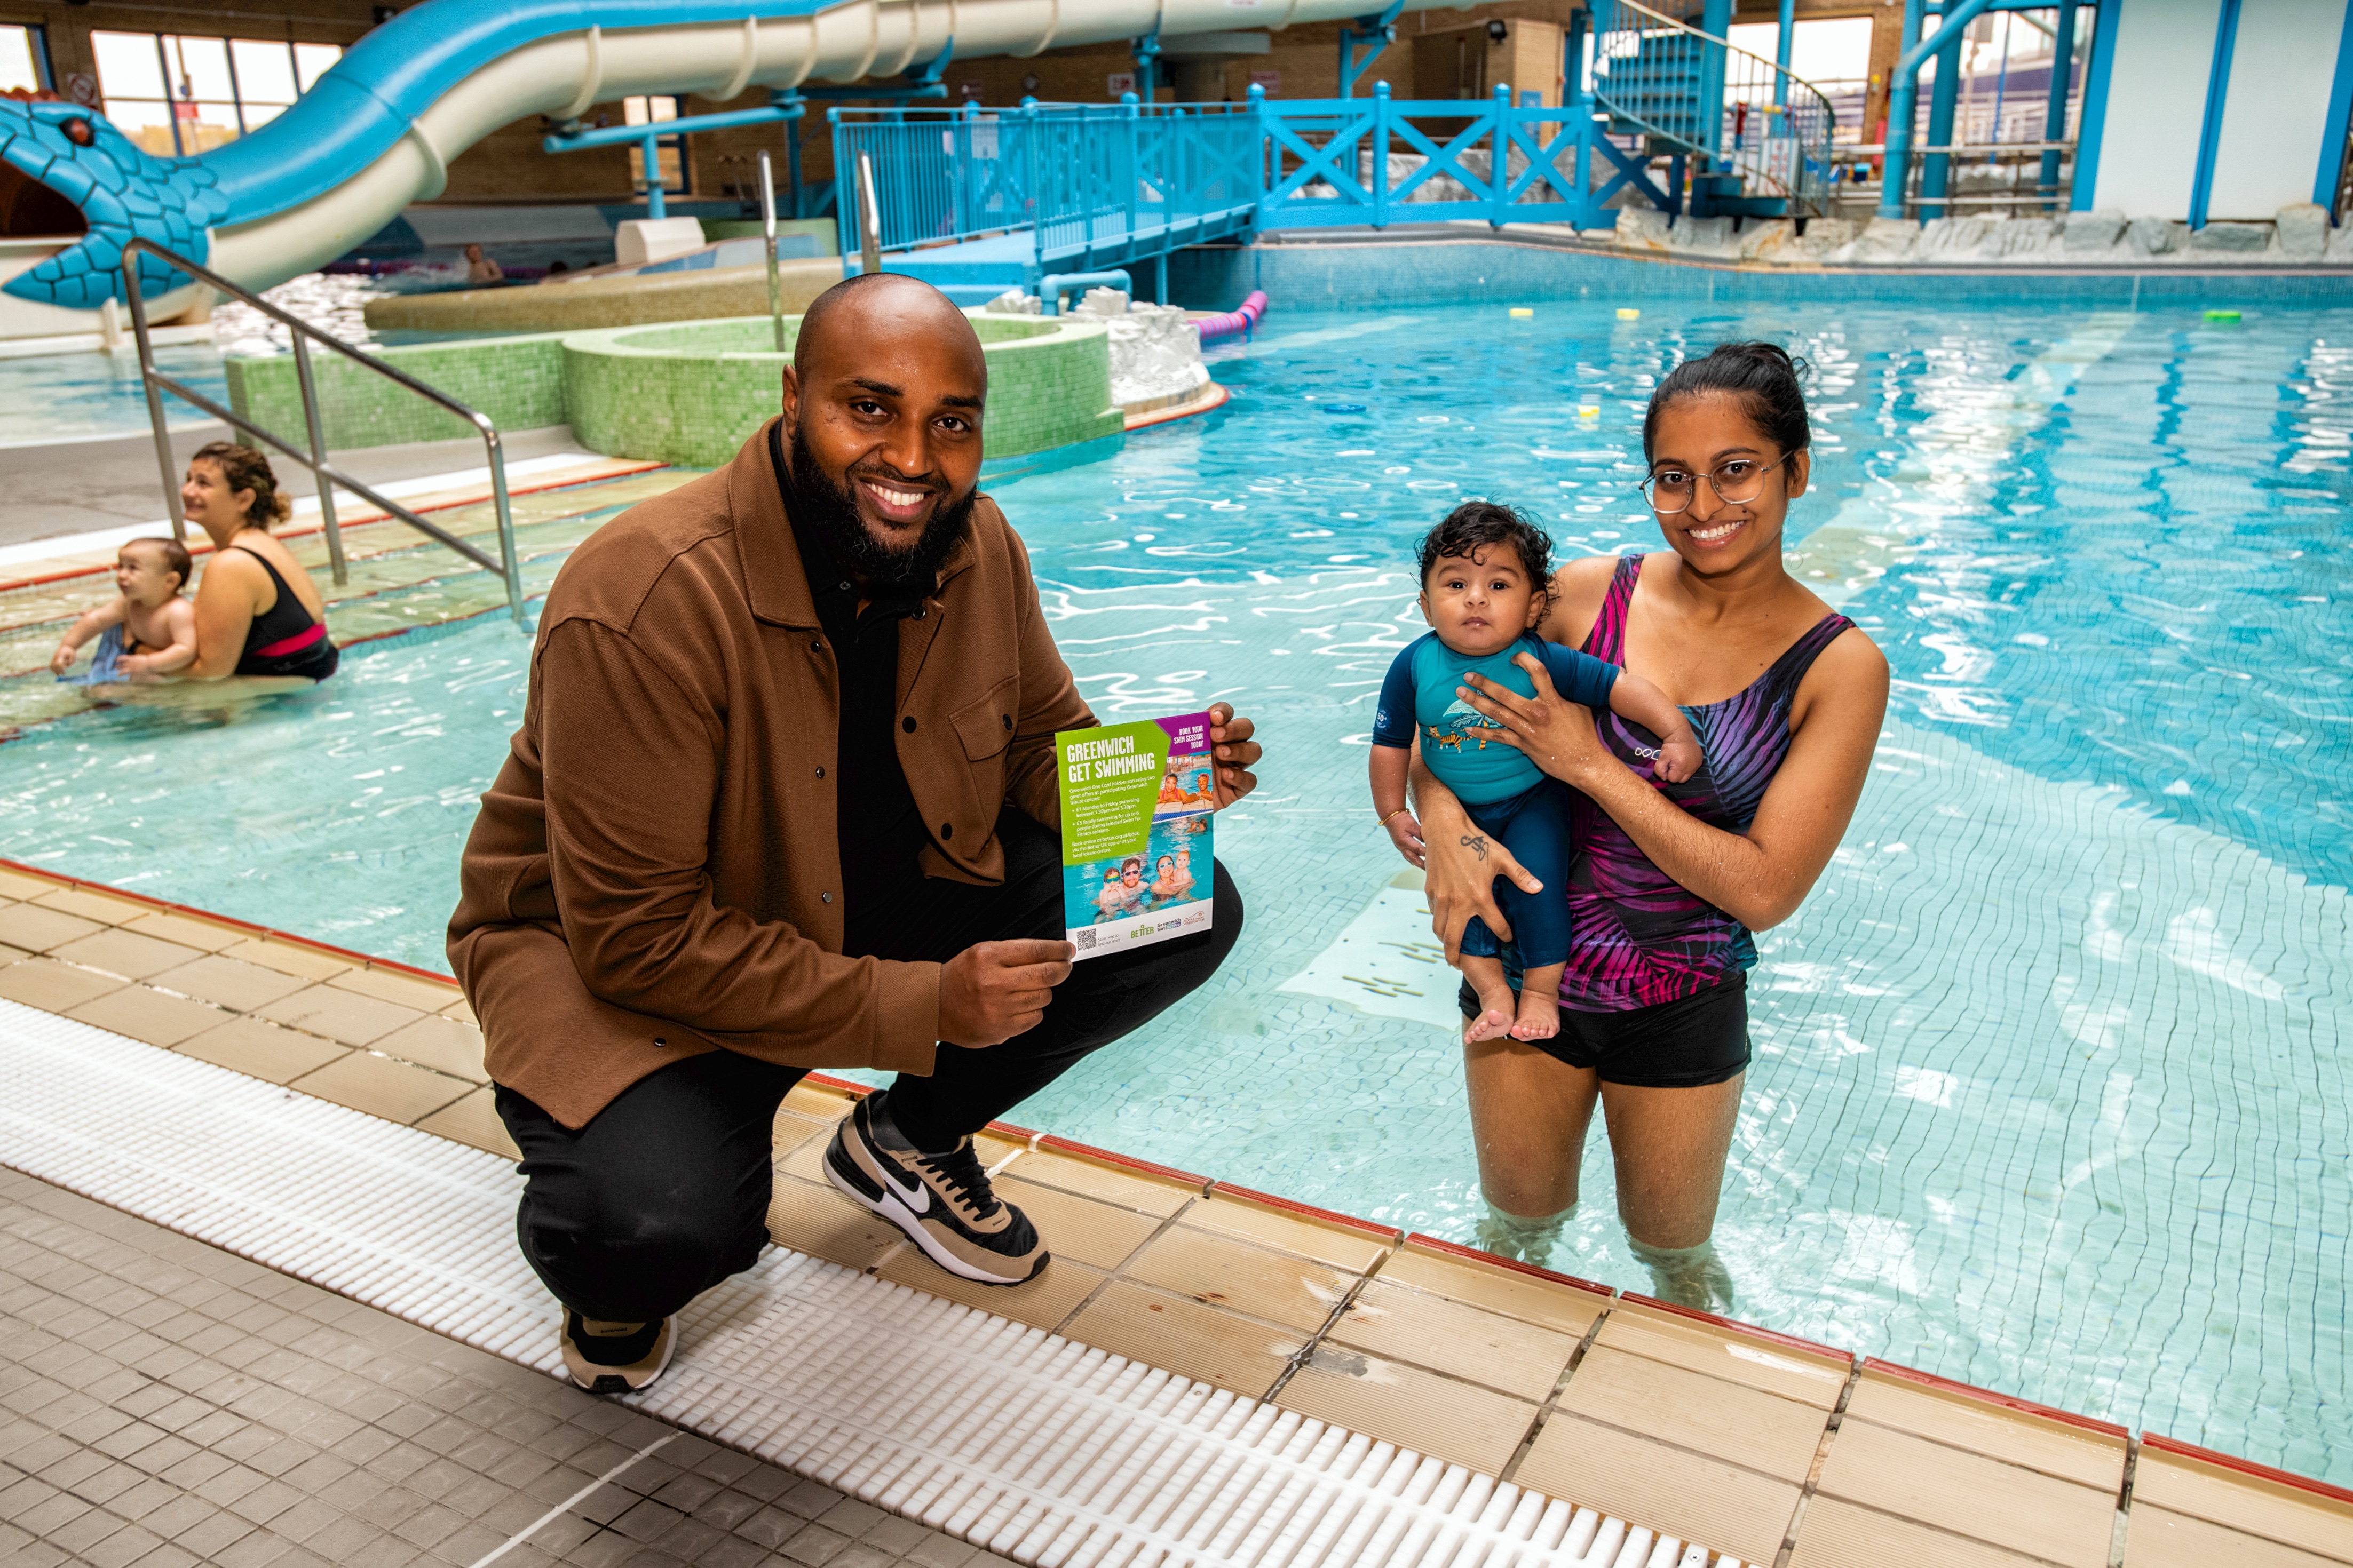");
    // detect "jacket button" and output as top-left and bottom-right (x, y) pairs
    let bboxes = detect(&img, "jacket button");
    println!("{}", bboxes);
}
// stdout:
(815, 766), (825, 778)
(901, 715), (917, 733)
(940, 822), (953, 840)
(820, 892), (833, 904)
(1000, 713), (1011, 730)
(811, 639), (822, 651)
(654, 1036), (668, 1047)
